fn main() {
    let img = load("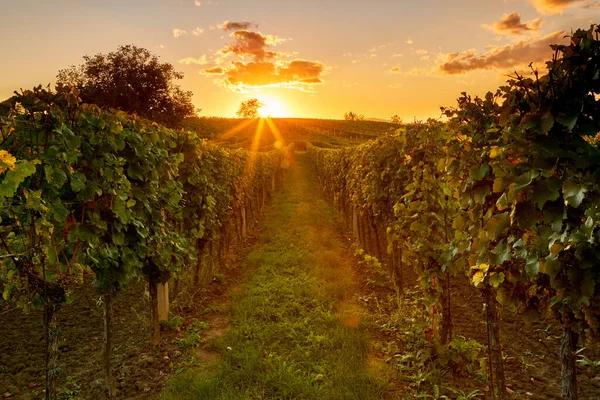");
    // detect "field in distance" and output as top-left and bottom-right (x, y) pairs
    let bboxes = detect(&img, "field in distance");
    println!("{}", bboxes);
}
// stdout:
(183, 117), (402, 150)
